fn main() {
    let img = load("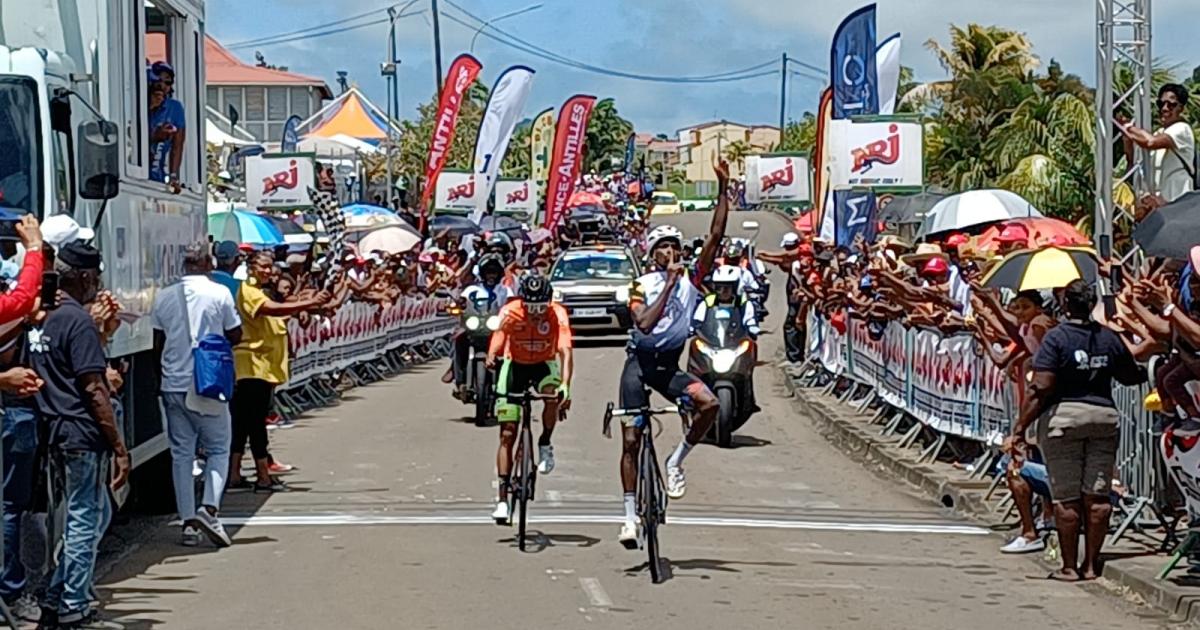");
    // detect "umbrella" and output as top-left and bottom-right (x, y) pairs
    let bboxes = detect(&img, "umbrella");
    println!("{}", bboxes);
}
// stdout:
(478, 215), (524, 233)
(342, 203), (401, 230)
(527, 228), (553, 244)
(1132, 191), (1200, 259)
(972, 217), (1090, 252)
(566, 191), (604, 208)
(981, 246), (1098, 291)
(356, 225), (422, 255)
(793, 211), (818, 234)
(918, 189), (1044, 237)
(266, 214), (314, 247)
(880, 191), (948, 225)
(208, 210), (284, 246)
(429, 214), (481, 238)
